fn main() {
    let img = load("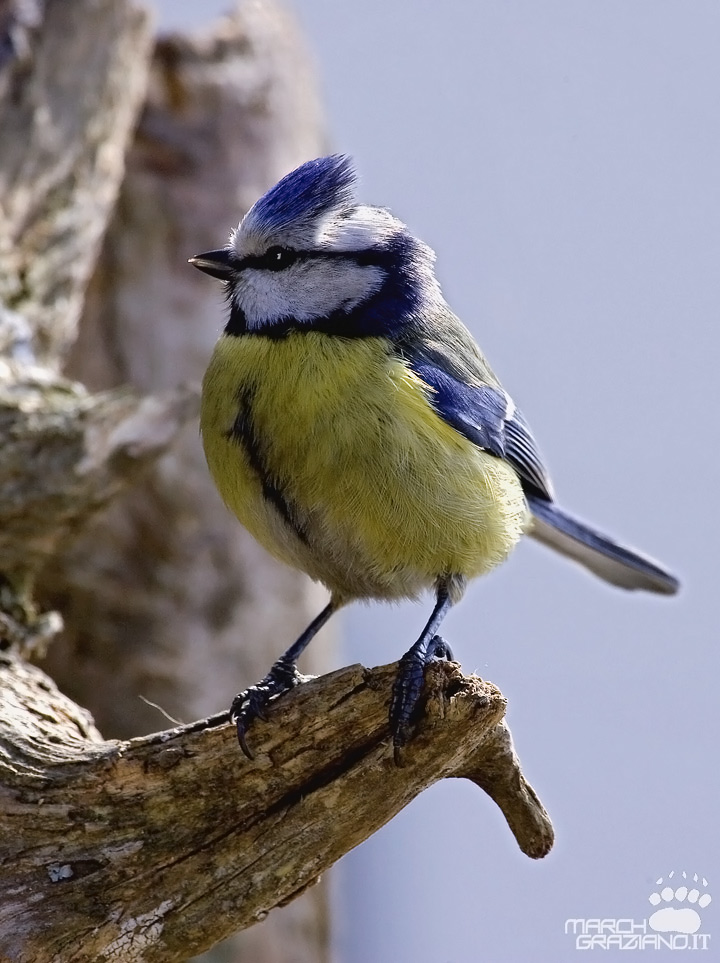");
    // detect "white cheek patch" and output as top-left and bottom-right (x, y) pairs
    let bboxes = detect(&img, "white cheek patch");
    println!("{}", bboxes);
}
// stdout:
(234, 260), (386, 330)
